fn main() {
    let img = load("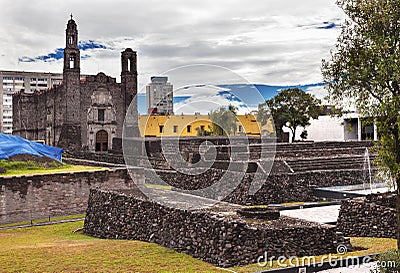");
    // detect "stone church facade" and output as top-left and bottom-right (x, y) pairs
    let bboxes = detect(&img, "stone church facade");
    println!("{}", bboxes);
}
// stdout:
(13, 17), (139, 152)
